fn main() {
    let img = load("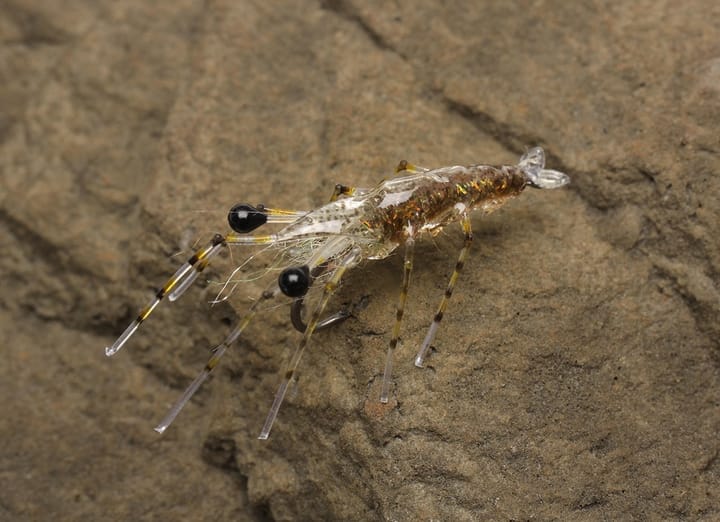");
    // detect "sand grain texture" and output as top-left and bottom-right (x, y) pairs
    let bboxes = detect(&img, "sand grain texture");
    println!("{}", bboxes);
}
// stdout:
(1, 1), (719, 520)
